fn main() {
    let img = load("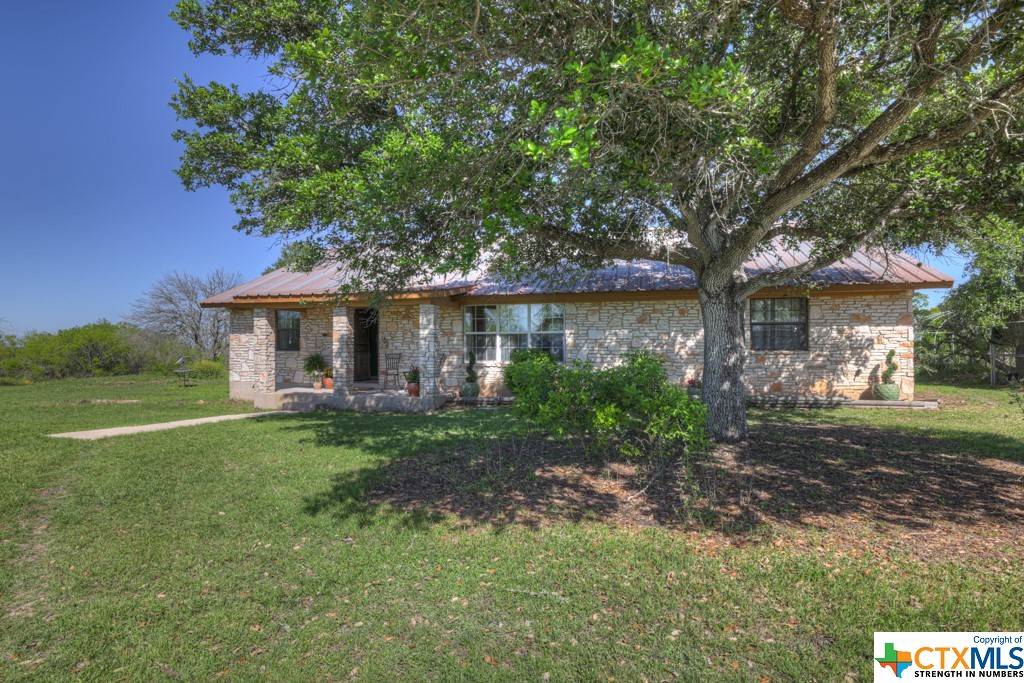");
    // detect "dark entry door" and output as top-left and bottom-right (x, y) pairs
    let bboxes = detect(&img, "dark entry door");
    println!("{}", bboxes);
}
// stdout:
(354, 309), (379, 381)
